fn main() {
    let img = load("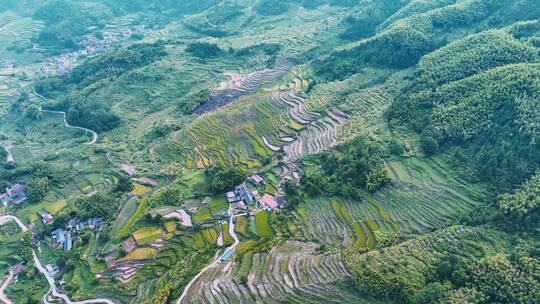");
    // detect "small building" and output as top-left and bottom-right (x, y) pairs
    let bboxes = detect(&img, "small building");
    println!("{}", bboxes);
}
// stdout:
(235, 183), (253, 205)
(249, 175), (266, 186)
(10, 263), (24, 275)
(226, 191), (240, 203)
(276, 195), (287, 209)
(259, 194), (278, 210)
(88, 218), (103, 230)
(52, 228), (65, 244)
(123, 237), (137, 253)
(45, 264), (59, 277)
(63, 232), (73, 252)
(66, 218), (77, 231)
(0, 184), (28, 207)
(40, 212), (54, 225)
(236, 201), (246, 210)
(76, 220), (87, 232)
(220, 248), (233, 262)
